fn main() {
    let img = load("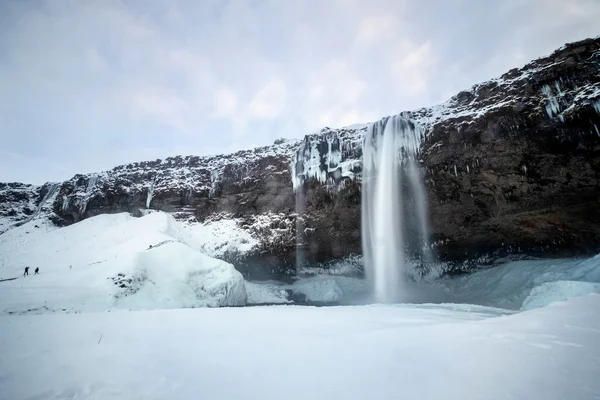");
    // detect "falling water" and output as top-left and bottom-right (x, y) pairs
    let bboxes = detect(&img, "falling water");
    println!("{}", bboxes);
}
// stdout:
(362, 115), (432, 303)
(295, 187), (306, 274)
